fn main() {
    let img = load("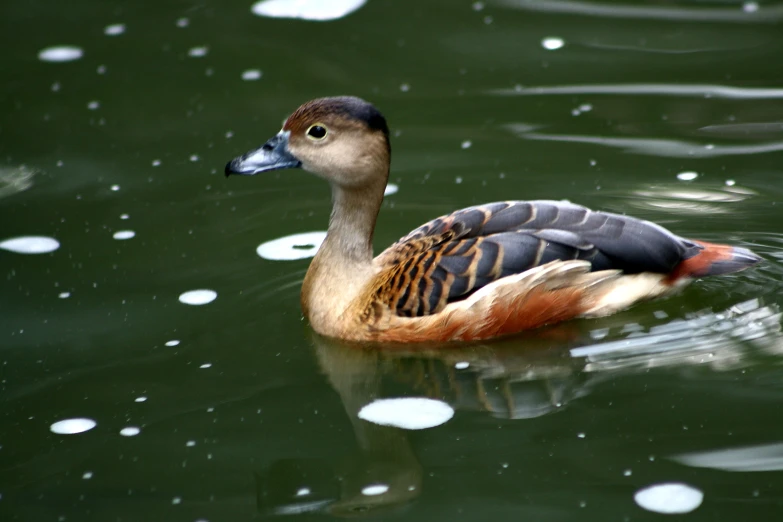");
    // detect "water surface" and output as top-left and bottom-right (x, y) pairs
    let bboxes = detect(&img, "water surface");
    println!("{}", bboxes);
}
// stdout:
(2, 0), (783, 520)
